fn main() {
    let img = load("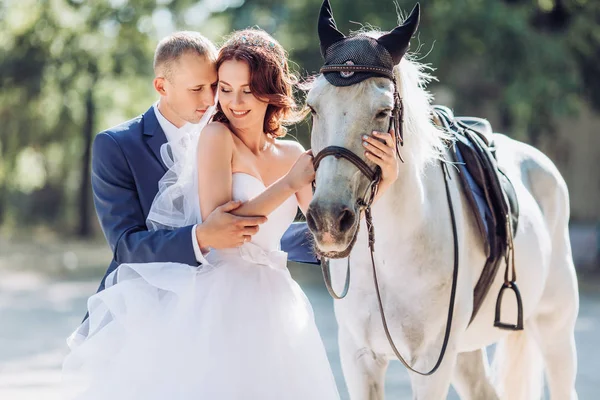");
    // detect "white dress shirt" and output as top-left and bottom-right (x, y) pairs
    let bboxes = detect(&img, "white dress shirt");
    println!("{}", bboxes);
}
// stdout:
(153, 102), (209, 265)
